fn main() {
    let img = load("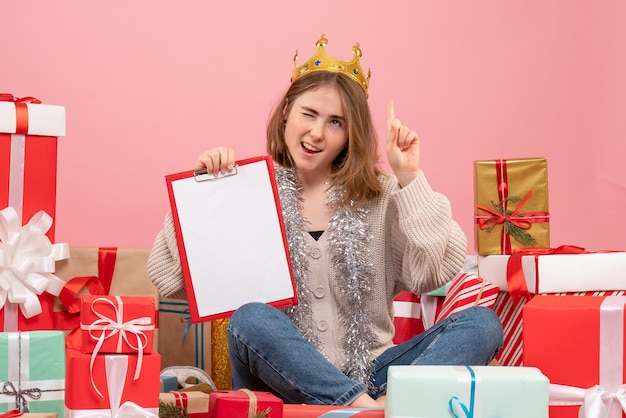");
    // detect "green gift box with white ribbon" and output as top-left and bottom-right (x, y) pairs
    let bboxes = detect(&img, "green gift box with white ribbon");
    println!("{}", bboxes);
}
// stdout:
(0, 331), (65, 416)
